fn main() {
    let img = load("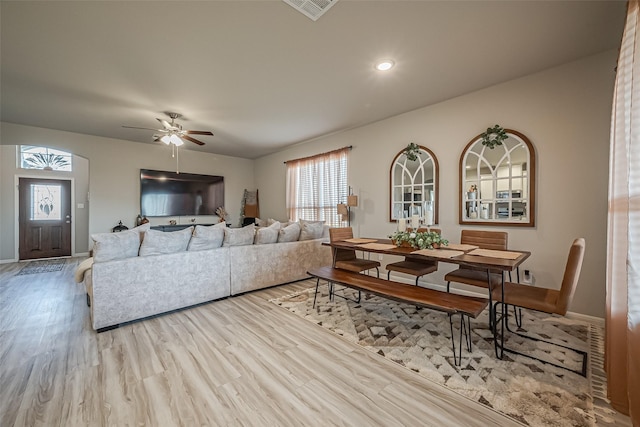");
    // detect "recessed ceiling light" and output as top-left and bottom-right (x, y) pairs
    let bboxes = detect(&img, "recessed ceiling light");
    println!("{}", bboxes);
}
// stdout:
(375, 60), (395, 71)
